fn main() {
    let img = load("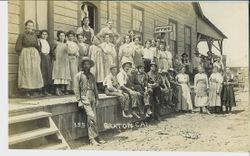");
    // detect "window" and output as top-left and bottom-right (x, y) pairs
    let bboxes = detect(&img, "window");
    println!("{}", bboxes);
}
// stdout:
(24, 0), (48, 30)
(169, 20), (177, 55)
(81, 2), (98, 33)
(132, 7), (143, 43)
(184, 26), (191, 60)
